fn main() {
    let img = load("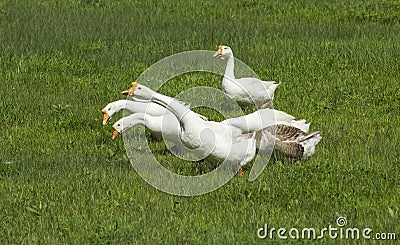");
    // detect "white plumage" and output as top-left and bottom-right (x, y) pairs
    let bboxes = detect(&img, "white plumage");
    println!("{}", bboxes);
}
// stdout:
(214, 45), (278, 109)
